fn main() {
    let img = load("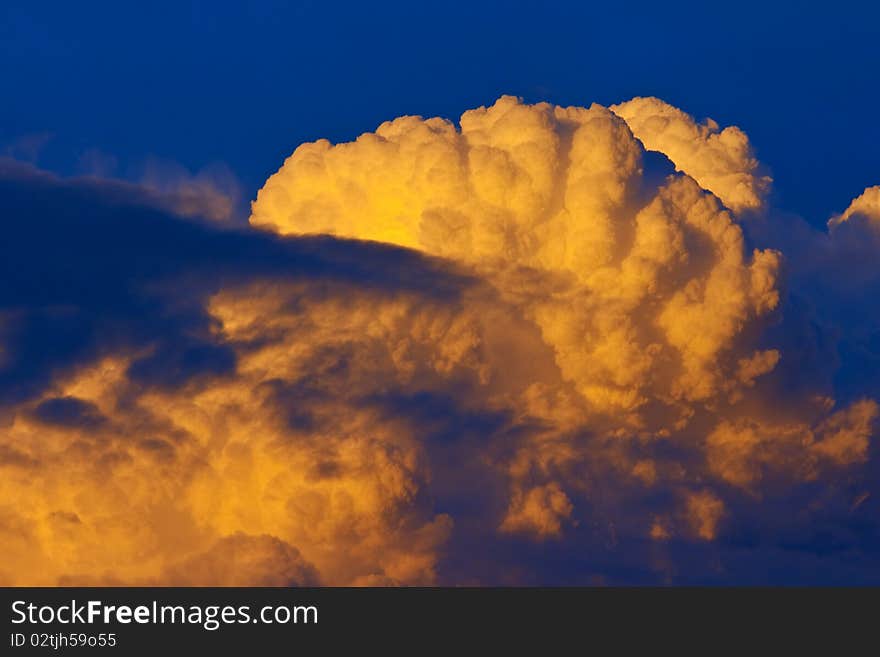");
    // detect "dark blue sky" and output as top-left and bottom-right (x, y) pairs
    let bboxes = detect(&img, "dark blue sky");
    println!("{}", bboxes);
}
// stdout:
(2, 1), (878, 225)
